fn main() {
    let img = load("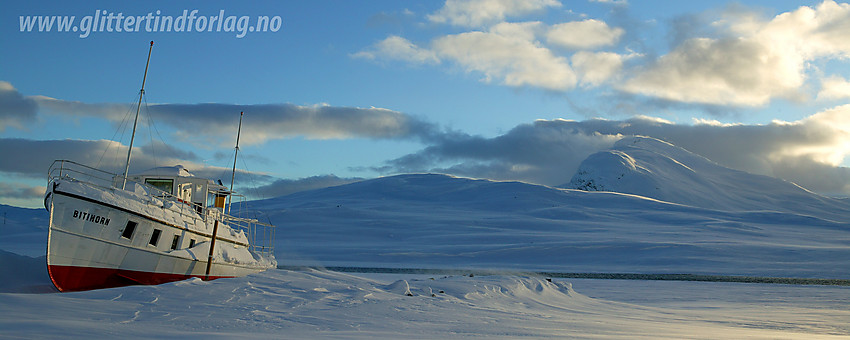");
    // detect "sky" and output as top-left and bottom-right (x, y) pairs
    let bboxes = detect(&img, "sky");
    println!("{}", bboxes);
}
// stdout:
(2, 0), (850, 208)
